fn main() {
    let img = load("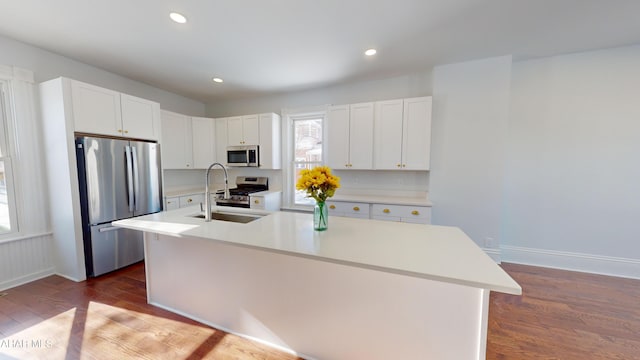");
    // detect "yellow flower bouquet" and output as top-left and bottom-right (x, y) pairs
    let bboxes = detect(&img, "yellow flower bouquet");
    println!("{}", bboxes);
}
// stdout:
(296, 166), (340, 230)
(296, 166), (340, 203)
